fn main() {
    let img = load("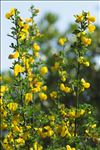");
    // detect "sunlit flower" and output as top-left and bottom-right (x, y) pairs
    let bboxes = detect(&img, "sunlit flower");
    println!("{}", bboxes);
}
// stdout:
(5, 8), (16, 19)
(75, 13), (84, 22)
(88, 24), (96, 32)
(14, 64), (24, 76)
(66, 145), (76, 150)
(25, 18), (32, 23)
(16, 137), (25, 145)
(25, 93), (33, 103)
(33, 43), (40, 52)
(50, 91), (57, 99)
(33, 141), (43, 150)
(40, 66), (48, 75)
(58, 37), (68, 46)
(87, 12), (96, 23)
(81, 78), (90, 89)
(81, 36), (92, 46)
(39, 92), (47, 101)
(8, 51), (19, 59)
(7, 102), (18, 112)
